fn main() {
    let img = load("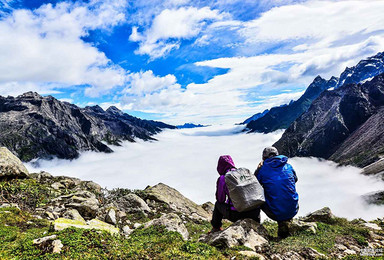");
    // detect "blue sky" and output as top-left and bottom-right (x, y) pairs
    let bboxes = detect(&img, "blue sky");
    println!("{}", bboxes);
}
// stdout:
(0, 0), (384, 124)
